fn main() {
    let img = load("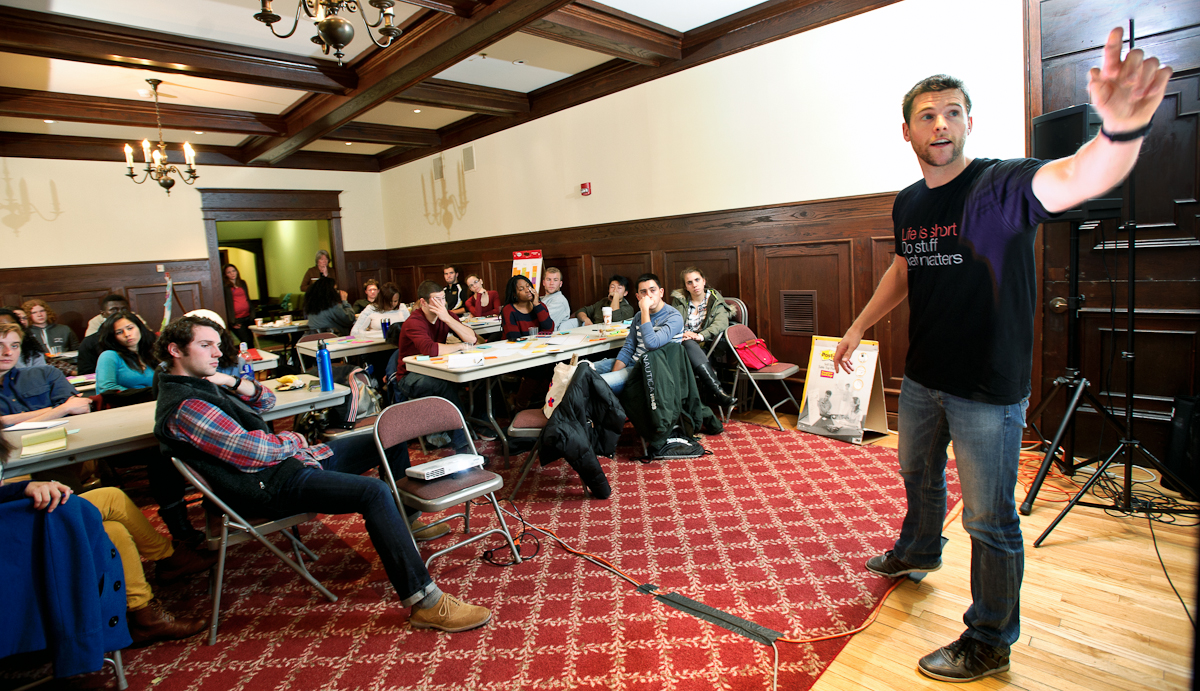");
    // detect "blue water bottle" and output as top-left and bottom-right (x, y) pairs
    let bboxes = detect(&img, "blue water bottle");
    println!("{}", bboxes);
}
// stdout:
(238, 342), (254, 381)
(316, 340), (334, 392)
